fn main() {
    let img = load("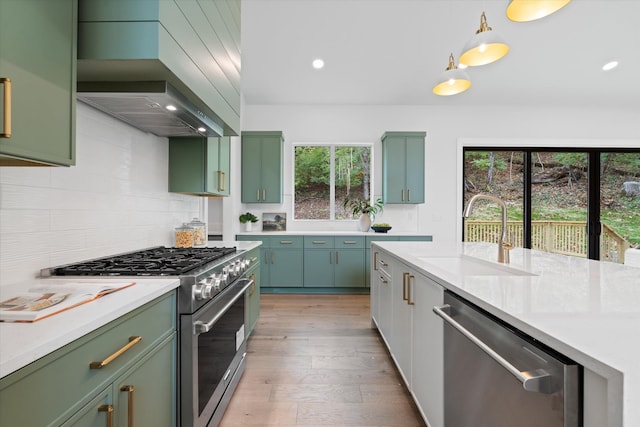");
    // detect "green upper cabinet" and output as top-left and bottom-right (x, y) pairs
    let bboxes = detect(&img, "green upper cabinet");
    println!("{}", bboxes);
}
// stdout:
(381, 132), (426, 204)
(241, 131), (284, 203)
(77, 0), (241, 136)
(169, 136), (230, 196)
(0, 0), (76, 166)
